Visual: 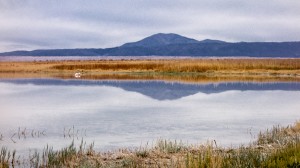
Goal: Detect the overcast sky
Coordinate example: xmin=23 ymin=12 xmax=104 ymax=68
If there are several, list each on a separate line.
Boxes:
xmin=0 ymin=0 xmax=300 ymax=52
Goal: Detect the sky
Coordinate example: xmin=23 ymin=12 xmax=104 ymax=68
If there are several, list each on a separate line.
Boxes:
xmin=0 ymin=0 xmax=300 ymax=52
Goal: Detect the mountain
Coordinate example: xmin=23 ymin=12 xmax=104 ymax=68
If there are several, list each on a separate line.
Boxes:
xmin=1 ymin=33 xmax=300 ymax=57
xmin=198 ymin=39 xmax=226 ymax=44
xmin=121 ymin=33 xmax=199 ymax=47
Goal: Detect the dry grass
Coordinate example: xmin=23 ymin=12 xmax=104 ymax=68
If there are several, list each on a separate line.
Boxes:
xmin=49 ymin=122 xmax=300 ymax=168
xmin=1 ymin=122 xmax=300 ymax=167
xmin=1 ymin=59 xmax=299 ymax=85
xmin=49 ymin=59 xmax=300 ymax=72
xmin=1 ymin=59 xmax=300 ymax=75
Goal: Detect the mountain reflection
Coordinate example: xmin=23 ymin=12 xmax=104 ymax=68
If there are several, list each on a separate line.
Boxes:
xmin=1 ymin=79 xmax=300 ymax=100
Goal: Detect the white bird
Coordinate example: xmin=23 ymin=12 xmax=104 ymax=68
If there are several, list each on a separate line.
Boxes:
xmin=74 ymin=72 xmax=81 ymax=78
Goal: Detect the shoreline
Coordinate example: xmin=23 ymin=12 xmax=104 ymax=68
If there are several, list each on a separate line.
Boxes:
xmin=1 ymin=72 xmax=300 ymax=85
xmin=1 ymin=121 xmax=299 ymax=167
xmin=0 ymin=58 xmax=300 ymax=82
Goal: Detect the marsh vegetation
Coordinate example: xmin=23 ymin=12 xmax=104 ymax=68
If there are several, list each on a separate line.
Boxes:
xmin=1 ymin=58 xmax=300 ymax=76
xmin=1 ymin=122 xmax=300 ymax=167
xmin=51 ymin=59 xmax=300 ymax=72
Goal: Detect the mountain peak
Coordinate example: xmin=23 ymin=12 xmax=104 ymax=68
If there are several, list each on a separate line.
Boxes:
xmin=199 ymin=39 xmax=226 ymax=44
xmin=121 ymin=33 xmax=199 ymax=47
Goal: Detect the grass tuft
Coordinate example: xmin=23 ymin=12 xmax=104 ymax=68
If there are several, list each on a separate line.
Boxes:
xmin=156 ymin=139 xmax=185 ymax=154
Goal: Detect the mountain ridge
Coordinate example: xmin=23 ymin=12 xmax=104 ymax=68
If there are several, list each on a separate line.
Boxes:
xmin=1 ymin=33 xmax=300 ymax=57
xmin=121 ymin=33 xmax=200 ymax=47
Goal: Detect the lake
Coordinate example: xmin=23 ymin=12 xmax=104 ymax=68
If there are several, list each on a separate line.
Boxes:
xmin=0 ymin=78 xmax=300 ymax=155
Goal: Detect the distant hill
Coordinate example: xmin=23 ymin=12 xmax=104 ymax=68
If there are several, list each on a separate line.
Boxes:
xmin=198 ymin=39 xmax=226 ymax=44
xmin=121 ymin=33 xmax=199 ymax=47
xmin=1 ymin=33 xmax=300 ymax=57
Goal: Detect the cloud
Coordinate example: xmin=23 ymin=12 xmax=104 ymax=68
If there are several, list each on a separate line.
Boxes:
xmin=0 ymin=0 xmax=300 ymax=52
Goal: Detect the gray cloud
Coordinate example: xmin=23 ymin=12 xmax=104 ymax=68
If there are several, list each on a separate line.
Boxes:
xmin=0 ymin=0 xmax=300 ymax=52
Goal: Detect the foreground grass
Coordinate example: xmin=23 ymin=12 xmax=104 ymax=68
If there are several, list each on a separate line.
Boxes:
xmin=1 ymin=122 xmax=300 ymax=168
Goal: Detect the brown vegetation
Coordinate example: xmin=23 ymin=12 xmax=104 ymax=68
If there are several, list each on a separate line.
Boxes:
xmin=46 ymin=59 xmax=300 ymax=74
xmin=1 ymin=58 xmax=299 ymax=84
xmin=1 ymin=58 xmax=300 ymax=74
xmin=1 ymin=122 xmax=300 ymax=167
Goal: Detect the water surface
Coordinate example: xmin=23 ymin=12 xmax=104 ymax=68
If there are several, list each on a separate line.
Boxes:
xmin=0 ymin=78 xmax=300 ymax=154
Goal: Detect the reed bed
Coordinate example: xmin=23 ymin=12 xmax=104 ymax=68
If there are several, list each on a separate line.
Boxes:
xmin=1 ymin=122 xmax=300 ymax=167
xmin=50 ymin=59 xmax=300 ymax=73
xmin=1 ymin=59 xmax=300 ymax=76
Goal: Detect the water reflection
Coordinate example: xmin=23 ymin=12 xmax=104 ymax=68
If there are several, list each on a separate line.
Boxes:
xmin=0 ymin=78 xmax=300 ymax=154
xmin=1 ymin=78 xmax=300 ymax=100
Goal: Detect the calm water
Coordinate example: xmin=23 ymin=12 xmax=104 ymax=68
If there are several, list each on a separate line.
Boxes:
xmin=0 ymin=78 xmax=300 ymax=154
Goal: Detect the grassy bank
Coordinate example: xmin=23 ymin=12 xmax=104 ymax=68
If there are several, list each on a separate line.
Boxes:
xmin=1 ymin=58 xmax=300 ymax=76
xmin=1 ymin=58 xmax=299 ymax=84
xmin=1 ymin=122 xmax=300 ymax=167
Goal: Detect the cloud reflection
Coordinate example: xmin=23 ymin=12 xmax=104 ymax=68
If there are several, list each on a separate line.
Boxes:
xmin=0 ymin=81 xmax=299 ymax=151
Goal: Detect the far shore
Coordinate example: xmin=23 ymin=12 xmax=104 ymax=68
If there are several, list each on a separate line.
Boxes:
xmin=0 ymin=58 xmax=299 ymax=83
xmin=1 ymin=56 xmax=299 ymax=62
